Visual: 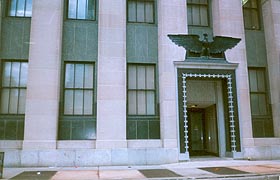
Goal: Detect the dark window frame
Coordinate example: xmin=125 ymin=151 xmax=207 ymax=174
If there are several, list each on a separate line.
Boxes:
xmin=0 ymin=60 xmax=28 ymax=115
xmin=127 ymin=63 xmax=158 ymax=116
xmin=187 ymin=0 xmax=210 ymax=27
xmin=243 ymin=0 xmax=261 ymax=30
xmin=6 ymin=0 xmax=32 ymax=18
xmin=126 ymin=63 xmax=160 ymax=140
xmin=248 ymin=67 xmax=271 ymax=117
xmin=66 ymin=0 xmax=97 ymax=21
xmin=62 ymin=61 xmax=95 ymax=116
xmin=248 ymin=67 xmax=274 ymax=137
xmin=127 ymin=0 xmax=155 ymax=24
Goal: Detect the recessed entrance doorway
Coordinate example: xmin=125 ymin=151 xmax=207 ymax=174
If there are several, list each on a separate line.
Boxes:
xmin=176 ymin=65 xmax=241 ymax=161
xmin=178 ymin=77 xmax=230 ymax=160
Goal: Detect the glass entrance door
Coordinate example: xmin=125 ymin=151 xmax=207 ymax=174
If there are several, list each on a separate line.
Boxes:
xmin=188 ymin=109 xmax=206 ymax=156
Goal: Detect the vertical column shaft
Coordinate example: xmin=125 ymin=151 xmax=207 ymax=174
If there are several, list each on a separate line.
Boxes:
xmin=96 ymin=0 xmax=127 ymax=148
xmin=262 ymin=0 xmax=280 ymax=136
xmin=158 ymin=0 xmax=187 ymax=148
xmin=23 ymin=0 xmax=63 ymax=149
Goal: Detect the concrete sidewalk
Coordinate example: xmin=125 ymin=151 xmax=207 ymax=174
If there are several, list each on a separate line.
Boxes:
xmin=2 ymin=158 xmax=280 ymax=179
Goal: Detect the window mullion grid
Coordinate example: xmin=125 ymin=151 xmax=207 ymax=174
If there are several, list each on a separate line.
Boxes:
xmin=16 ymin=62 xmax=22 ymax=114
xmin=7 ymin=62 xmax=13 ymax=114
xmin=135 ymin=1 xmax=138 ymax=23
xmin=76 ymin=0 xmax=79 ymax=19
xmin=190 ymin=6 xmax=193 ymax=25
xmin=72 ymin=64 xmax=76 ymax=115
xmin=144 ymin=0 xmax=146 ymax=23
xmin=24 ymin=0 xmax=27 ymax=17
xmin=136 ymin=65 xmax=139 ymax=115
xmin=82 ymin=64 xmax=85 ymax=115
xmin=85 ymin=0 xmax=89 ymax=19
xmin=198 ymin=3 xmax=201 ymax=25
xmin=16 ymin=0 xmax=19 ymax=17
xmin=145 ymin=66 xmax=148 ymax=115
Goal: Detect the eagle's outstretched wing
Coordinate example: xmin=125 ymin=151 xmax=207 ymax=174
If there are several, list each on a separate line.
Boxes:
xmin=210 ymin=36 xmax=241 ymax=54
xmin=168 ymin=34 xmax=202 ymax=53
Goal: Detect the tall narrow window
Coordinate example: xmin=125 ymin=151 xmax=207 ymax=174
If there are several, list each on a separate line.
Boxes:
xmin=127 ymin=64 xmax=160 ymax=139
xmin=67 ymin=0 xmax=96 ymax=20
xmin=248 ymin=68 xmax=273 ymax=137
xmin=63 ymin=63 xmax=94 ymax=115
xmin=128 ymin=64 xmax=156 ymax=115
xmin=127 ymin=0 xmax=155 ymax=23
xmin=1 ymin=61 xmax=28 ymax=114
xmin=187 ymin=0 xmax=209 ymax=26
xmin=59 ymin=62 xmax=96 ymax=140
xmin=8 ymin=0 xmax=32 ymax=17
xmin=243 ymin=0 xmax=260 ymax=30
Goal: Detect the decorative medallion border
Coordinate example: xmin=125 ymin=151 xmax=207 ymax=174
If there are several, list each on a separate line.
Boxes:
xmin=182 ymin=73 xmax=236 ymax=153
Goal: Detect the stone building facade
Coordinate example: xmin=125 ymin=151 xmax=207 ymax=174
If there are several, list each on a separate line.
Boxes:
xmin=0 ymin=0 xmax=279 ymax=167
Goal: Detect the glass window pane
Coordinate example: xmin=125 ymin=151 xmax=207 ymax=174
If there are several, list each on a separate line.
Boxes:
xmin=84 ymin=64 xmax=94 ymax=88
xmin=250 ymin=94 xmax=259 ymax=115
xmin=9 ymin=89 xmax=19 ymax=114
xmin=187 ymin=7 xmax=193 ymax=25
xmin=1 ymin=89 xmax=10 ymax=114
xmin=146 ymin=66 xmax=154 ymax=89
xmin=65 ymin=64 xmax=75 ymax=88
xmin=74 ymin=64 xmax=84 ymax=88
xmin=87 ymin=0 xmax=95 ymax=20
xmin=77 ymin=0 xmax=87 ymax=19
xmin=2 ymin=62 xmax=11 ymax=87
xmin=249 ymin=69 xmax=257 ymax=92
xmin=146 ymin=91 xmax=155 ymax=115
xmin=137 ymin=66 xmax=146 ymax=89
xmin=251 ymin=0 xmax=258 ymax=8
xmin=243 ymin=10 xmax=252 ymax=29
xmin=192 ymin=0 xmax=200 ymax=4
xmin=74 ymin=90 xmax=83 ymax=114
xmin=19 ymin=62 xmax=28 ymax=87
xmin=18 ymin=89 xmax=26 ymax=114
xmin=200 ymin=6 xmax=208 ymax=26
xmin=11 ymin=62 xmax=20 ymax=87
xmin=68 ymin=0 xmax=77 ymax=19
xmin=259 ymin=94 xmax=268 ymax=115
xmin=199 ymin=0 xmax=208 ymax=4
xmin=257 ymin=70 xmax=265 ymax=92
xmin=16 ymin=0 xmax=25 ymax=17
xmin=84 ymin=90 xmax=93 ymax=115
xmin=137 ymin=91 xmax=146 ymax=115
xmin=136 ymin=1 xmax=145 ymax=22
xmin=192 ymin=6 xmax=200 ymax=25
xmin=9 ymin=0 xmax=17 ymax=16
xmin=128 ymin=1 xmax=136 ymax=22
xmin=128 ymin=65 xmax=137 ymax=89
xmin=251 ymin=10 xmax=259 ymax=29
xmin=128 ymin=91 xmax=137 ymax=114
xmin=25 ymin=0 xmax=33 ymax=17
xmin=64 ymin=90 xmax=74 ymax=114
xmin=145 ymin=2 xmax=154 ymax=23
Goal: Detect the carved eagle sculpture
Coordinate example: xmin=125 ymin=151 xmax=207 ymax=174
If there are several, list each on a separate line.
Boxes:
xmin=168 ymin=33 xmax=241 ymax=59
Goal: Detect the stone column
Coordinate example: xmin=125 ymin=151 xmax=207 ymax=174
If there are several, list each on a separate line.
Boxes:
xmin=158 ymin=1 xmax=186 ymax=148
xmin=262 ymin=0 xmax=280 ymax=137
xmin=23 ymin=0 xmax=63 ymax=149
xmin=96 ymin=0 xmax=127 ymax=148
xmin=212 ymin=1 xmax=253 ymax=146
